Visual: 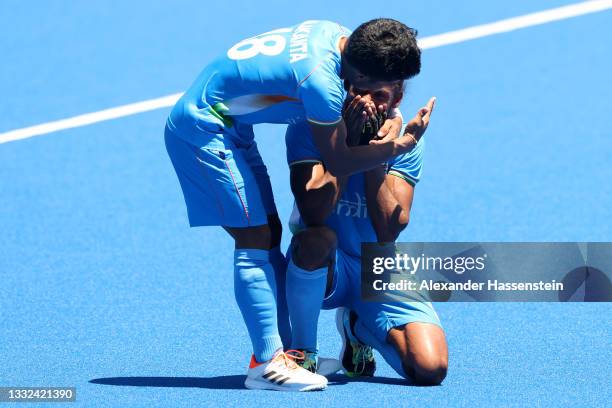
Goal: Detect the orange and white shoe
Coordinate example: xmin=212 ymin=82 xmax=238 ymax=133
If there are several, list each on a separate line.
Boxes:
xmin=244 ymin=350 xmax=328 ymax=392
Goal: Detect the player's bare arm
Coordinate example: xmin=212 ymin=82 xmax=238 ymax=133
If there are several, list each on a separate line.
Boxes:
xmin=364 ymin=97 xmax=436 ymax=242
xmin=308 ymin=96 xmax=435 ymax=177
xmin=308 ymin=120 xmax=409 ymax=177
xmin=290 ymin=94 xmax=400 ymax=226
xmin=364 ymin=165 xmax=414 ymax=243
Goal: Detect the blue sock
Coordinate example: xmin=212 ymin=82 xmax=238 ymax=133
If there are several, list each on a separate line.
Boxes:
xmin=286 ymin=259 xmax=327 ymax=352
xmin=234 ymin=249 xmax=283 ymax=362
xmin=354 ymin=318 xmax=408 ymax=378
xmin=269 ymin=246 xmax=292 ymax=349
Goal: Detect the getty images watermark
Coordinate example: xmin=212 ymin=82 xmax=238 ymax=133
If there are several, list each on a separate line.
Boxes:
xmin=370 ymin=252 xmax=563 ymax=292
xmin=361 ymin=243 xmax=612 ymax=302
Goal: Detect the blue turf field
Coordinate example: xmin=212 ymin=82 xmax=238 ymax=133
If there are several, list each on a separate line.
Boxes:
xmin=1 ymin=1 xmax=611 ymax=406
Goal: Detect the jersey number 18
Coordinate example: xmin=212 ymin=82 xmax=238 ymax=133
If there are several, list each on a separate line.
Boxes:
xmin=227 ymin=28 xmax=292 ymax=60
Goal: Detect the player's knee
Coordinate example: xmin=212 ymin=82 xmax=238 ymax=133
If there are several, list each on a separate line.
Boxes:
xmin=252 ymin=224 xmax=273 ymax=247
xmin=267 ymin=214 xmax=283 ymax=247
xmin=296 ymin=193 xmax=336 ymax=226
xmin=231 ymin=224 xmax=273 ymax=250
xmin=404 ymin=354 xmax=448 ymax=386
xmin=291 ymin=226 xmax=337 ymax=271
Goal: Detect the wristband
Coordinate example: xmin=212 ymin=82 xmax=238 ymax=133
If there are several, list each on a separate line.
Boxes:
xmin=404 ymin=132 xmax=418 ymax=146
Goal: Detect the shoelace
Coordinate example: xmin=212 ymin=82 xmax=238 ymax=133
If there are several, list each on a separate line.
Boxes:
xmin=300 ymin=351 xmax=318 ymax=371
xmin=279 ymin=349 xmax=305 ymax=371
xmin=351 ymin=342 xmax=374 ymax=375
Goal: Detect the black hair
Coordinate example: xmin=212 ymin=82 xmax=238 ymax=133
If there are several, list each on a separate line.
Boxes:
xmin=345 ymin=18 xmax=421 ymax=81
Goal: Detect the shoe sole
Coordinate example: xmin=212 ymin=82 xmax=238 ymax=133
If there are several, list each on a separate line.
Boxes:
xmin=335 ymin=307 xmax=351 ymax=376
xmin=244 ymin=377 xmax=327 ymax=392
xmin=317 ymin=357 xmax=342 ymax=376
xmin=335 ymin=307 xmax=376 ymax=378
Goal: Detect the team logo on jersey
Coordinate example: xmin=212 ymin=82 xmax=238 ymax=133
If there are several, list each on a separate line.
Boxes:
xmin=336 ymin=192 xmax=368 ymax=218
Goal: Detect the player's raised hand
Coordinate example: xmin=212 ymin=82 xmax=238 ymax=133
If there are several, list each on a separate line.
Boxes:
xmin=405 ymin=96 xmax=435 ymax=141
xmin=395 ymin=97 xmax=436 ymax=153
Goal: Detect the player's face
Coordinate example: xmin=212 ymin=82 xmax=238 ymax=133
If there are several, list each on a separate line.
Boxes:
xmin=342 ymin=62 xmax=403 ymax=110
xmin=345 ymin=81 xmax=401 ymax=110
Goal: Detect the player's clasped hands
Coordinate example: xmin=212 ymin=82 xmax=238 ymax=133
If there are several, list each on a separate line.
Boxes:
xmin=342 ymin=94 xmax=377 ymax=146
xmin=361 ymin=97 xmax=436 ymax=152
xmin=344 ymin=94 xmax=437 ymax=155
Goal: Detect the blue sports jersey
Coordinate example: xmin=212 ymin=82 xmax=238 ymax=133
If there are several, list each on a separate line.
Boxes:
xmin=290 ymin=138 xmax=425 ymax=257
xmin=169 ymin=20 xmax=351 ymax=145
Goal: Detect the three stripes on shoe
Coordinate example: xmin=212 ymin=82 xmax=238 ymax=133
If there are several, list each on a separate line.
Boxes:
xmin=262 ymin=370 xmax=290 ymax=385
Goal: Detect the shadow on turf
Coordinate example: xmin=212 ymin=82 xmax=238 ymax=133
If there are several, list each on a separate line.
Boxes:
xmin=326 ymin=373 xmax=415 ymax=386
xmin=90 ymin=373 xmax=414 ymax=390
xmin=89 ymin=375 xmax=247 ymax=390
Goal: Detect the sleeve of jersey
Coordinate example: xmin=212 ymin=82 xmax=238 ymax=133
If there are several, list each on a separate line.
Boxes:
xmin=299 ymin=65 xmax=344 ymax=126
xmin=387 ymin=137 xmax=426 ymax=187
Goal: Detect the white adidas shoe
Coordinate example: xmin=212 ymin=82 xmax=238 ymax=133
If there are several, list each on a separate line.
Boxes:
xmin=244 ymin=350 xmax=328 ymax=392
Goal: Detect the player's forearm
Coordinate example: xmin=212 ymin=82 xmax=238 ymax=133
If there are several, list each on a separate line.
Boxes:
xmin=312 ymin=117 xmax=412 ymax=177
xmin=326 ymin=142 xmax=401 ymax=177
xmin=364 ymin=167 xmax=409 ymax=243
xmin=328 ymin=115 xmax=413 ymax=176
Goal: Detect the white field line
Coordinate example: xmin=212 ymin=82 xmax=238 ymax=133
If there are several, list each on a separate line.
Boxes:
xmin=0 ymin=93 xmax=184 ymax=144
xmin=1 ymin=0 xmax=611 ymax=144
xmin=417 ymin=0 xmax=612 ymax=49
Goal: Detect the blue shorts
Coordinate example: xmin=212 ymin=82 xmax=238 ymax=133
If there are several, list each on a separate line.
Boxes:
xmin=164 ymin=122 xmax=276 ymax=228
xmin=323 ymin=248 xmax=441 ymax=344
xmin=285 ymin=121 xmax=323 ymax=166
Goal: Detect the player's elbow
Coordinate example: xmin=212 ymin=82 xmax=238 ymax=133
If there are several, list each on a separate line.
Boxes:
xmin=398 ymin=208 xmax=410 ymax=229
xmin=325 ymin=161 xmax=350 ymax=178
xmin=389 ymin=223 xmax=408 ymax=243
xmin=374 ymin=207 xmax=410 ymax=243
xmin=390 ymin=209 xmax=410 ymax=240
